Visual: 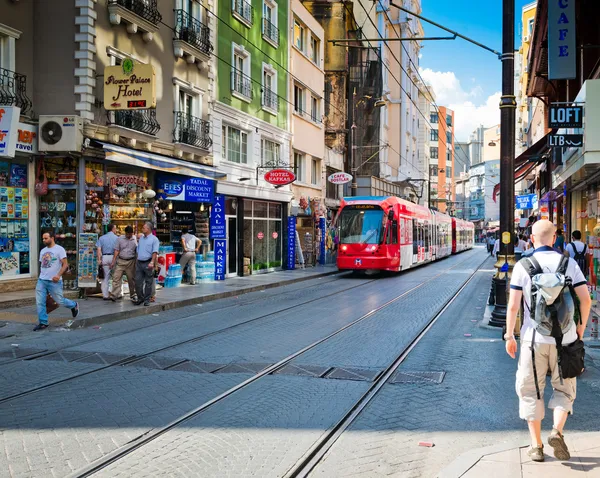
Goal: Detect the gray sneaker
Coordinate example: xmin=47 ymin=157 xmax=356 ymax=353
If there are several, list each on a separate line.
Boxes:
xmin=548 ymin=429 xmax=570 ymax=460
xmin=527 ymin=445 xmax=545 ymax=462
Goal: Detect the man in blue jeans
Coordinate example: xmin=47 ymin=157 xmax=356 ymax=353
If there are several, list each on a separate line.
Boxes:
xmin=35 ymin=231 xmax=79 ymax=331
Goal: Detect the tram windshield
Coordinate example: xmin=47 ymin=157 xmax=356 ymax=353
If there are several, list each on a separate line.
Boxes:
xmin=338 ymin=206 xmax=384 ymax=244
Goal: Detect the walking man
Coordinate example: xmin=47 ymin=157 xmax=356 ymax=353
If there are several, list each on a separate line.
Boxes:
xmin=96 ymin=224 xmax=118 ymax=300
xmin=35 ymin=231 xmax=79 ymax=331
xmin=110 ymin=225 xmax=137 ymax=302
xmin=505 ymin=220 xmax=591 ymax=462
xmin=135 ymin=222 xmax=159 ymax=306
xmin=179 ymin=227 xmax=200 ymax=285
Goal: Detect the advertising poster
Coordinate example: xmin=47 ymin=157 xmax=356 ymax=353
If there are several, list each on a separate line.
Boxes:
xmin=0 ymin=162 xmax=9 ymax=186
xmin=0 ymin=252 xmax=20 ymax=277
xmin=77 ymin=233 xmax=98 ymax=288
xmin=9 ymin=164 xmax=27 ymax=187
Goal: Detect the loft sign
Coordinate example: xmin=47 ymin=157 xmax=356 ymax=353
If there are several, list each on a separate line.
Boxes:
xmin=548 ymin=0 xmax=577 ymax=80
xmin=549 ymin=105 xmax=583 ymax=128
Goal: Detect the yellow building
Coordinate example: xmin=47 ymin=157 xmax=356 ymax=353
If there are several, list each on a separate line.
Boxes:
xmin=517 ymin=2 xmax=537 ymax=154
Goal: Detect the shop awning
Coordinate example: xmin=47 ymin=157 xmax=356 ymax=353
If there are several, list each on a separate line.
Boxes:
xmin=93 ymin=141 xmax=227 ymax=180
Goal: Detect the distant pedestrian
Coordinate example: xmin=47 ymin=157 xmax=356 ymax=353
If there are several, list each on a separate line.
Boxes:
xmin=179 ymin=227 xmax=200 ymax=285
xmin=134 ymin=222 xmax=159 ymax=306
xmin=492 ymin=237 xmax=500 ymax=257
xmin=505 ymin=220 xmax=591 ymax=463
xmin=35 ymin=231 xmax=79 ymax=331
xmin=554 ymin=228 xmax=565 ymax=253
xmin=565 ymin=230 xmax=589 ymax=278
xmin=518 ymin=234 xmax=528 ymax=251
xmin=487 ymin=235 xmax=495 ymax=255
xmin=110 ymin=225 xmax=137 ymax=302
xmin=96 ymin=224 xmax=118 ymax=300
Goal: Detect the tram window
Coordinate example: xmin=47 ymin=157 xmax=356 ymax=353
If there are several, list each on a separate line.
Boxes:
xmin=424 ymin=224 xmax=429 ymax=251
xmin=385 ymin=222 xmax=392 ymax=244
xmin=413 ymin=221 xmax=418 ymax=254
xmin=392 ymin=220 xmax=398 ymax=244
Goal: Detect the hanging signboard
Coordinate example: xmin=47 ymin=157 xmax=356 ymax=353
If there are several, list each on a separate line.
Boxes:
xmin=286 ymin=216 xmax=296 ymax=270
xmin=549 ymin=105 xmax=583 ymax=128
xmin=264 ymin=169 xmax=295 ymax=186
xmin=104 ymin=59 xmax=157 ymax=110
xmin=77 ymin=233 xmax=98 ymax=288
xmin=209 ymin=194 xmax=226 ymax=239
xmin=0 ymin=106 xmax=21 ymax=158
xmin=214 ymin=239 xmax=226 ymax=280
xmin=516 ymin=193 xmax=538 ymax=210
xmin=328 ymin=172 xmax=353 ymax=184
xmin=548 ymin=134 xmax=583 ymax=148
xmin=548 ymin=0 xmax=576 ymax=80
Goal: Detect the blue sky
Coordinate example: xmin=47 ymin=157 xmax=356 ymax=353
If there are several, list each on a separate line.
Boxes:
xmin=418 ymin=0 xmax=533 ymax=139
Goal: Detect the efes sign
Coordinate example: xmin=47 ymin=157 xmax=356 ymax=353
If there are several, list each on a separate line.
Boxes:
xmin=104 ymin=58 xmax=156 ymax=110
xmin=548 ymin=0 xmax=577 ymax=80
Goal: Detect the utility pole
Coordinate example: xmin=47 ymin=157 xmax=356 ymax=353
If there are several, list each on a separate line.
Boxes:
xmin=490 ymin=0 xmax=516 ymax=327
xmin=350 ymin=89 xmax=357 ymax=196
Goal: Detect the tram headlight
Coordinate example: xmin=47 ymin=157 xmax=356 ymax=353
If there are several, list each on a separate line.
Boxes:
xmin=341 ymin=245 xmax=348 ymax=252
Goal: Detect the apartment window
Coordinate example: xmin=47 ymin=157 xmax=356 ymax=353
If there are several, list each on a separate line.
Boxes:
xmin=262 ymin=0 xmax=278 ymax=46
xmin=446 ymin=115 xmax=452 ymax=127
xmin=310 ymin=95 xmax=319 ymax=122
xmin=232 ymin=44 xmax=251 ymax=99
xmin=261 ymin=139 xmax=281 ymax=165
xmin=430 ymin=112 xmax=438 ymax=124
xmin=446 ymin=131 xmax=452 ymax=144
xmin=294 ymin=152 xmax=304 ymax=182
xmin=294 ymin=84 xmax=304 ymax=114
xmin=311 ymin=158 xmax=319 ymax=185
xmin=262 ymin=64 xmax=278 ymax=112
xmin=528 ymin=18 xmax=534 ymax=35
xmin=222 ymin=125 xmax=248 ymax=164
xmin=430 ymin=130 xmax=438 ymax=141
xmin=232 ymin=0 xmax=253 ymax=25
xmin=430 ymin=165 xmax=438 ymax=176
xmin=430 ymin=147 xmax=438 ymax=159
xmin=446 ymin=166 xmax=452 ymax=178
xmin=294 ymin=20 xmax=305 ymax=51
xmin=310 ymin=36 xmax=319 ymax=64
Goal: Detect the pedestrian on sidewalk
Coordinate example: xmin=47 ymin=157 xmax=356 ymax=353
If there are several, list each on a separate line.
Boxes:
xmin=96 ymin=224 xmax=118 ymax=300
xmin=35 ymin=231 xmax=79 ymax=331
xmin=134 ymin=222 xmax=159 ymax=306
xmin=179 ymin=227 xmax=200 ymax=285
xmin=505 ymin=219 xmax=591 ymax=463
xmin=110 ymin=225 xmax=137 ymax=302
xmin=554 ymin=228 xmax=565 ymax=253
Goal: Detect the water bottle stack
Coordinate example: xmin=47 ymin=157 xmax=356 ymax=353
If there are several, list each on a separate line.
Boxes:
xmin=164 ymin=263 xmax=182 ymax=288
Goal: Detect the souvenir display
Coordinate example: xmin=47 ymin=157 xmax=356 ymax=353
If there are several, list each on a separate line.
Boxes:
xmin=77 ymin=233 xmax=98 ymax=288
xmin=0 ymin=252 xmax=20 ymax=277
xmin=107 ymin=173 xmax=153 ymax=235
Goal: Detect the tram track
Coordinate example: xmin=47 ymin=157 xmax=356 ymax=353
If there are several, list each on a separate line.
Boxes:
xmin=64 ymin=250 xmax=487 ymax=478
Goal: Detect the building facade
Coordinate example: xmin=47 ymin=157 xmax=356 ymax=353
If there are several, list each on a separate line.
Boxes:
xmin=429 ymin=106 xmax=454 ymax=213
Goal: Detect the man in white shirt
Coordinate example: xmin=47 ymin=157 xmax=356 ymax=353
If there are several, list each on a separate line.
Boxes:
xmin=506 ymin=220 xmax=591 ymax=463
xmin=179 ymin=227 xmax=200 ymax=285
xmin=35 ymin=231 xmax=79 ymax=331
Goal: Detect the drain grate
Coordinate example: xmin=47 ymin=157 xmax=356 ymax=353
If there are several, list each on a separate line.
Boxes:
xmin=0 ymin=348 xmax=47 ymax=359
xmin=389 ymin=371 xmax=446 ymax=384
xmin=35 ymin=351 xmax=94 ymax=363
xmin=274 ymin=364 xmax=332 ymax=378
xmin=325 ymin=367 xmax=382 ymax=382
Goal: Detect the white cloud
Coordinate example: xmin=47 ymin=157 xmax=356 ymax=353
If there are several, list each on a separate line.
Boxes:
xmin=419 ymin=68 xmax=500 ymax=141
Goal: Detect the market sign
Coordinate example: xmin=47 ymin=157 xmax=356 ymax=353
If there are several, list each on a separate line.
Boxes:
xmin=548 ymin=0 xmax=576 ymax=80
xmin=516 ymin=193 xmax=538 ymax=210
xmin=209 ymin=194 xmax=226 ymax=239
xmin=548 ymin=133 xmax=583 ymax=148
xmin=328 ymin=172 xmax=352 ymax=184
xmin=0 ymin=106 xmax=20 ymax=158
xmin=214 ymin=239 xmax=226 ymax=281
xmin=286 ymin=216 xmax=296 ymax=270
xmin=264 ymin=169 xmax=295 ymax=186
xmin=104 ymin=59 xmax=157 ymax=110
xmin=549 ymin=105 xmax=583 ymax=128
xmin=157 ymin=174 xmax=215 ymax=203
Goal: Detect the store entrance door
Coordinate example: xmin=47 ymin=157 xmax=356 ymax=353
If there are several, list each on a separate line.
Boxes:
xmin=226 ymin=216 xmax=237 ymax=276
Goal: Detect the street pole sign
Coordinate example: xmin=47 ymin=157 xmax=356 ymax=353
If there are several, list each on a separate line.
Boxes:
xmin=548 ymin=134 xmax=583 ymax=147
xmin=502 ymin=231 xmax=511 ymax=245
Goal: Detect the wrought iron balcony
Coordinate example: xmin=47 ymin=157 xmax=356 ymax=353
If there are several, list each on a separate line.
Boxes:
xmin=108 ymin=109 xmax=161 ymax=136
xmin=231 ymin=70 xmax=252 ymax=99
xmin=261 ymin=88 xmax=278 ymax=112
xmin=173 ymin=112 xmax=212 ymax=151
xmin=232 ymin=0 xmax=253 ymax=25
xmin=262 ymin=18 xmax=279 ymax=46
xmin=108 ymin=0 xmax=161 ymax=26
xmin=174 ymin=9 xmax=212 ymax=56
xmin=0 ymin=67 xmax=32 ymax=115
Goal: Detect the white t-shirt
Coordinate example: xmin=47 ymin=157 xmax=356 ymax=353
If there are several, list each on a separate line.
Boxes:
xmin=518 ymin=239 xmax=527 ymax=251
xmin=510 ymin=246 xmax=586 ymax=345
xmin=565 ymin=240 xmax=587 ymax=259
xmin=181 ymin=233 xmax=198 ymax=252
xmin=39 ymin=245 xmax=67 ymax=281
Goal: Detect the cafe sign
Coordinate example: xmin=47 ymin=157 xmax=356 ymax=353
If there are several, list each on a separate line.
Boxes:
xmin=104 ymin=58 xmax=156 ymax=110
xmin=328 ymin=172 xmax=353 ymax=184
xmin=548 ymin=0 xmax=576 ymax=80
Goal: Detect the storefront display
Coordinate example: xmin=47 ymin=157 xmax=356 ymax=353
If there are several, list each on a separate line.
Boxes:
xmin=243 ymin=200 xmax=283 ymax=274
xmin=77 ymin=233 xmax=98 ymax=288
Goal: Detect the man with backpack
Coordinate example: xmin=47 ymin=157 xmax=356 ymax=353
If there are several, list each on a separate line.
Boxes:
xmin=505 ymin=220 xmax=591 ymax=463
xmin=565 ymin=230 xmax=589 ymax=278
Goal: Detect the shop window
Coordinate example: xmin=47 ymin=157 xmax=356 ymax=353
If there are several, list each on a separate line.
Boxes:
xmin=253 ymin=201 xmax=268 ymax=217
xmin=294 ymin=151 xmax=304 ymax=182
xmin=222 ymin=125 xmax=248 ymax=164
xmin=0 ymin=159 xmax=29 ymax=278
xmin=268 ymin=202 xmax=281 ymax=218
xmin=243 ymin=199 xmax=282 ymax=273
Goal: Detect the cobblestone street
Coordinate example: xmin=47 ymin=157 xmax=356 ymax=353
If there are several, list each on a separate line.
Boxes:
xmin=1 ymin=247 xmax=599 ymax=477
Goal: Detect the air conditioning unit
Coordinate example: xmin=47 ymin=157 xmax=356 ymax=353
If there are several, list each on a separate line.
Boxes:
xmin=38 ymin=115 xmax=84 ymax=152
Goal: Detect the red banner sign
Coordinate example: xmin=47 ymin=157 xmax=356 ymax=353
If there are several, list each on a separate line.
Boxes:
xmin=264 ymin=169 xmax=295 ymax=185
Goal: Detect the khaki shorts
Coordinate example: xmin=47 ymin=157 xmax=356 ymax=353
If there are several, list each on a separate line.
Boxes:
xmin=516 ymin=341 xmax=577 ymax=422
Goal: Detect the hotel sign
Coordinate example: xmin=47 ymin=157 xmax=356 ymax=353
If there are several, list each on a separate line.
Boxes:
xmin=548 ymin=0 xmax=577 ymax=80
xmin=104 ymin=59 xmax=156 ymax=110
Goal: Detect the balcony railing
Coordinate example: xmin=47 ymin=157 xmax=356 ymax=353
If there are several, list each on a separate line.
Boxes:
xmin=108 ymin=0 xmax=161 ymax=25
xmin=0 ymin=67 xmax=32 ymax=115
xmin=174 ymin=9 xmax=212 ymax=55
xmin=173 ymin=112 xmax=212 ymax=150
xmin=231 ymin=70 xmax=252 ymax=99
xmin=232 ymin=0 xmax=253 ymax=24
xmin=262 ymin=18 xmax=279 ymax=46
xmin=261 ymin=87 xmax=278 ymax=111
xmin=108 ymin=109 xmax=161 ymax=136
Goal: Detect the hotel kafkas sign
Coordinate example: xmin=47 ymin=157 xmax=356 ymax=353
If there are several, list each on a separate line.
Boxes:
xmin=104 ymin=59 xmax=156 ymax=110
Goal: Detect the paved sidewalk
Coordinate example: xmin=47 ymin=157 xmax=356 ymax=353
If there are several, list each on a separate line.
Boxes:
xmin=440 ymin=431 xmax=600 ymax=477
xmin=0 ymin=265 xmax=337 ymax=329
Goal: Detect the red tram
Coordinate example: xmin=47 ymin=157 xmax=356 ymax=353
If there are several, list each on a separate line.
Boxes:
xmin=335 ymin=196 xmax=474 ymax=272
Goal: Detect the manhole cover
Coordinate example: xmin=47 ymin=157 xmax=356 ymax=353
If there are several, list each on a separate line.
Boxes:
xmin=389 ymin=371 xmax=446 ymax=384
xmin=325 ymin=367 xmax=382 ymax=382
xmin=274 ymin=364 xmax=332 ymax=378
